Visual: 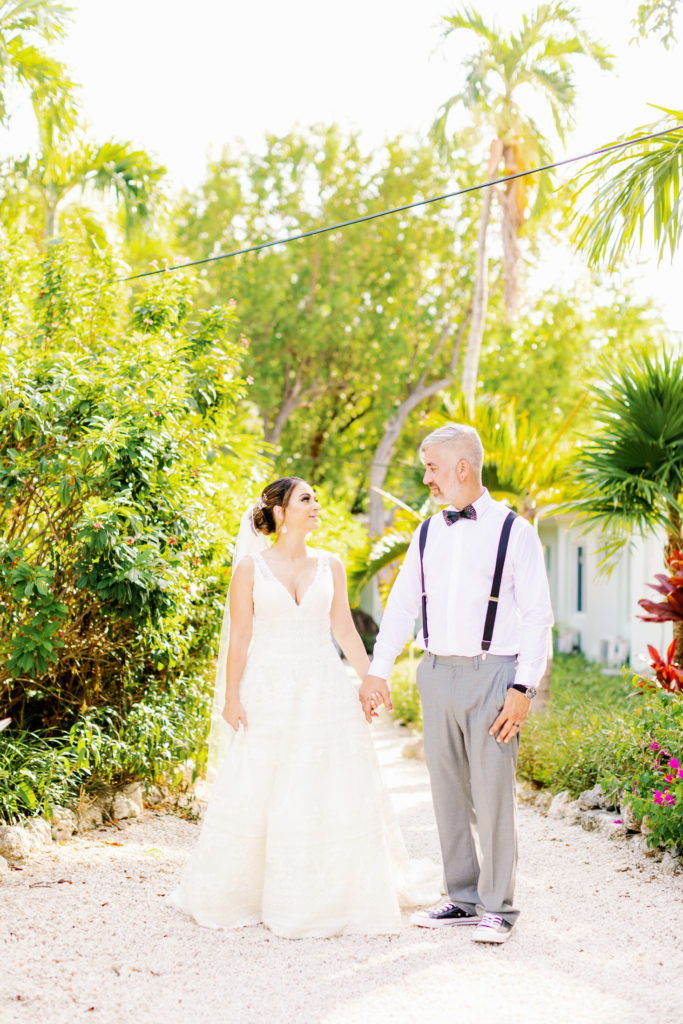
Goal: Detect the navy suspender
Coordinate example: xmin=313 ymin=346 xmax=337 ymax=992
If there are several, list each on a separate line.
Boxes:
xmin=418 ymin=518 xmax=431 ymax=649
xmin=481 ymin=510 xmax=517 ymax=651
xmin=418 ymin=510 xmax=518 ymax=653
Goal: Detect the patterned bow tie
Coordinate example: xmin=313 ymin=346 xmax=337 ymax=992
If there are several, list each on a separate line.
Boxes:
xmin=443 ymin=505 xmax=477 ymax=525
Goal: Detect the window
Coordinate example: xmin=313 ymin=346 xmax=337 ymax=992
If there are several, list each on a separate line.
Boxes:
xmin=576 ymin=545 xmax=585 ymax=612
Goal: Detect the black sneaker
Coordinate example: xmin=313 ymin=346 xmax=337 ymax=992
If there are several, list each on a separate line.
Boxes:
xmin=411 ymin=901 xmax=479 ymax=927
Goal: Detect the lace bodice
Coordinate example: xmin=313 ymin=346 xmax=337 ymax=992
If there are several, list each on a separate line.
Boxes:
xmin=250 ymin=550 xmax=334 ymax=655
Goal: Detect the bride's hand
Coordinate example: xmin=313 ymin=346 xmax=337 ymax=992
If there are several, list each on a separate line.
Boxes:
xmin=222 ymin=699 xmax=248 ymax=731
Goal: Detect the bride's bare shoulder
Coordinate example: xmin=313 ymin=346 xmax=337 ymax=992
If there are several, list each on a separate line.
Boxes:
xmin=230 ymin=555 xmax=256 ymax=586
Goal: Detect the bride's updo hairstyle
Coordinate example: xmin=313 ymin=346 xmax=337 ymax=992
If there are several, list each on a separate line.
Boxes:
xmin=252 ymin=477 xmax=306 ymax=536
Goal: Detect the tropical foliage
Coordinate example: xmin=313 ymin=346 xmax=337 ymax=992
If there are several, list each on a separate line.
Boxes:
xmin=573 ymin=110 xmax=683 ymax=267
xmin=436 ymin=2 xmax=612 ymax=408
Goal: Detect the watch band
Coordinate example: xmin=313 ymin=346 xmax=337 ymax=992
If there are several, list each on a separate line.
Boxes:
xmin=511 ymin=683 xmax=537 ymax=699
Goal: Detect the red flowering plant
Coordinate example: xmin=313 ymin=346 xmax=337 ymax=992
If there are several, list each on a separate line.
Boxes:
xmin=637 ymin=549 xmax=683 ymax=693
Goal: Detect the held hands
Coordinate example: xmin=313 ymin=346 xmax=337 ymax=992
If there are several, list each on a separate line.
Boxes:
xmin=222 ymin=698 xmax=248 ymax=731
xmin=489 ymin=688 xmax=530 ymax=744
xmin=359 ymin=674 xmax=393 ymax=724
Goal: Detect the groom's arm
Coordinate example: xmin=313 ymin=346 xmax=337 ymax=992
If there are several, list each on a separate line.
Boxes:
xmin=360 ymin=528 xmax=423 ymax=721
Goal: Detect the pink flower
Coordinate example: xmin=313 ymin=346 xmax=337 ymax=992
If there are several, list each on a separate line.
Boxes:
xmin=632 ymin=781 xmax=638 ymax=793
xmin=246 ymin=375 xmax=254 ymax=385
xmin=678 ymin=768 xmax=683 ymax=779
xmin=668 ymin=757 xmax=680 ymax=771
xmin=665 ymin=774 xmax=674 ymax=783
xmin=665 ymin=793 xmax=676 ymax=806
xmin=653 ymin=791 xmax=664 ymax=805
xmin=152 ymin=410 xmax=160 ymax=418
xmin=93 ymin=522 xmax=103 ymax=530
xmin=649 ymin=741 xmax=660 ymax=752
xmin=228 ymin=298 xmax=237 ymax=308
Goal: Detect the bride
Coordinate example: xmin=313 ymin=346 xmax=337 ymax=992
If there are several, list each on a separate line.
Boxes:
xmin=170 ymin=476 xmax=439 ymax=938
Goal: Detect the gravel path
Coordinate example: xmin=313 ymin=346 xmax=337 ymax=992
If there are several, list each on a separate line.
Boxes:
xmin=2 ymin=714 xmax=682 ymax=1024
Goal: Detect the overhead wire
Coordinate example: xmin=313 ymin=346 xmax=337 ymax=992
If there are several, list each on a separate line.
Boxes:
xmin=121 ymin=124 xmax=683 ymax=283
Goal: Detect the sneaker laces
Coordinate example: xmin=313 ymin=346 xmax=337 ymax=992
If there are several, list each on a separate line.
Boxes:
xmin=479 ymin=913 xmax=504 ymax=927
xmin=433 ymin=901 xmax=458 ymax=914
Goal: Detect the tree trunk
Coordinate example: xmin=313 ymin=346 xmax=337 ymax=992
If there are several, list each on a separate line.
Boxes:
xmin=461 ymin=139 xmax=502 ymax=416
xmin=367 ymin=317 xmax=468 ymax=536
xmin=499 ymin=143 xmax=523 ymax=322
xmin=674 ymin=620 xmax=683 ymax=669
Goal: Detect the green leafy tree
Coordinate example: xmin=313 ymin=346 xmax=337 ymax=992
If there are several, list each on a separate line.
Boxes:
xmin=175 ymin=126 xmax=478 ymax=531
xmin=478 ymin=284 xmax=664 ymax=429
xmin=435 ymin=2 xmax=612 ymax=410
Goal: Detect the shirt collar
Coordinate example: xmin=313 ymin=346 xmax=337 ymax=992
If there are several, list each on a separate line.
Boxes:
xmin=445 ymin=488 xmax=492 ymax=517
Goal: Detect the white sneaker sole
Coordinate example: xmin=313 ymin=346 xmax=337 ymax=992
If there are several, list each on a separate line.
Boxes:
xmin=472 ymin=927 xmax=512 ymax=944
xmin=411 ymin=913 xmax=480 ymax=928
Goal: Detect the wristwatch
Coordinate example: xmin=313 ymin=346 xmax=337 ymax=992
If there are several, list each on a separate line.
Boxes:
xmin=511 ymin=684 xmax=537 ymax=700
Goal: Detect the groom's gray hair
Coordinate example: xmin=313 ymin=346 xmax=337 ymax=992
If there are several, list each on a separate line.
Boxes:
xmin=419 ymin=423 xmax=484 ymax=477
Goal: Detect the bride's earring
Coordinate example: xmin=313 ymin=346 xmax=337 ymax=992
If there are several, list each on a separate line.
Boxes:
xmin=281 ymin=523 xmax=288 ymax=535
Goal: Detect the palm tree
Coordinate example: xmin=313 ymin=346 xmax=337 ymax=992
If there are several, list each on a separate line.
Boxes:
xmin=435 ymin=3 xmax=612 ymax=412
xmin=2 ymin=121 xmax=166 ymax=239
xmin=566 ymin=350 xmax=683 ymax=663
xmin=573 ymin=109 xmax=683 ymax=267
xmin=0 ymin=1 xmax=73 ymax=131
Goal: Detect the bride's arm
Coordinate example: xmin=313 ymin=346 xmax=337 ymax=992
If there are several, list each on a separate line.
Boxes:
xmin=329 ymin=554 xmax=370 ymax=682
xmin=222 ymin=557 xmax=254 ymax=729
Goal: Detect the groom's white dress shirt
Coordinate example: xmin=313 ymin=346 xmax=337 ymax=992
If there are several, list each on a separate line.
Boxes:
xmin=368 ymin=488 xmax=554 ymax=689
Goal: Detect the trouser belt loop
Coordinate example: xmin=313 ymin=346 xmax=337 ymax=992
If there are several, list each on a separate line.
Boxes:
xmin=473 ymin=655 xmax=479 ymax=671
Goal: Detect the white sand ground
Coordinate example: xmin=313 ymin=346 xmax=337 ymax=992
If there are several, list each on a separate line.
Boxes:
xmin=1 ymin=714 xmax=682 ymax=1024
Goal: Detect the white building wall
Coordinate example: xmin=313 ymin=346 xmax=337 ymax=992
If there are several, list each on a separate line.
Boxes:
xmin=538 ymin=516 xmax=672 ymax=667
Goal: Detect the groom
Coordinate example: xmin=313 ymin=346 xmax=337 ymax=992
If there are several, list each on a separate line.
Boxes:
xmin=360 ymin=423 xmax=553 ymax=944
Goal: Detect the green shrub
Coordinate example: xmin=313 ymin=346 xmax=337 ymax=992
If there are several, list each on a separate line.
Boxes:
xmin=518 ymin=655 xmax=639 ymax=796
xmin=0 ymin=241 xmax=258 ymax=734
xmin=389 ymin=650 xmax=422 ymax=729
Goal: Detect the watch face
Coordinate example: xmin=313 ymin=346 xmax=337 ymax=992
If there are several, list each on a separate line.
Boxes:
xmin=526 ymin=687 xmax=538 ymax=700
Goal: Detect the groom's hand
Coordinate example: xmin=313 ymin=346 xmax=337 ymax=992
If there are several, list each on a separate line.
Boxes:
xmin=359 ymin=675 xmax=392 ymax=724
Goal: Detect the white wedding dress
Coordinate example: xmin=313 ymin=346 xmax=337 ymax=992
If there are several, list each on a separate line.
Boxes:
xmin=170 ymin=550 xmax=440 ymax=938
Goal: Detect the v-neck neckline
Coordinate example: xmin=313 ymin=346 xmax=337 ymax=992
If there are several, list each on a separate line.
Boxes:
xmin=257 ymin=551 xmax=322 ymax=607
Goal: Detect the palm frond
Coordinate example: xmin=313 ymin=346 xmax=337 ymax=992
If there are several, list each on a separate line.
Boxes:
xmin=563 ymin=350 xmax=683 ymax=545
xmin=572 ymin=112 xmax=683 ymax=266
xmin=347 ymin=530 xmax=412 ymax=606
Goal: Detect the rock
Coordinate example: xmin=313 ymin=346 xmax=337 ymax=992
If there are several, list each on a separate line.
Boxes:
xmin=659 ymin=851 xmax=681 ymax=876
xmin=630 ymin=835 xmax=663 ymax=861
xmin=579 ymin=810 xmax=602 ymax=832
xmin=402 ymin=736 xmax=424 ymax=761
xmin=620 ymin=801 xmax=641 ymax=832
xmin=547 ymin=791 xmax=581 ymax=823
xmin=23 ymin=817 xmax=52 ymax=850
xmin=0 ymin=853 xmax=9 ymax=874
xmin=76 ymin=802 xmax=103 ymax=832
xmin=144 ymin=784 xmax=165 ymax=807
xmin=119 ymin=782 xmax=143 ymax=812
xmin=0 ymin=825 xmax=31 ymax=862
xmin=111 ymin=791 xmax=141 ymax=820
xmin=49 ymin=805 xmax=78 ymax=842
xmin=534 ymin=790 xmax=554 ymax=813
xmin=578 ymin=784 xmax=606 ymax=811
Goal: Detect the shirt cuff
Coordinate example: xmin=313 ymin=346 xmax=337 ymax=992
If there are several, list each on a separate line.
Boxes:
xmin=368 ymin=656 xmax=393 ymax=680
